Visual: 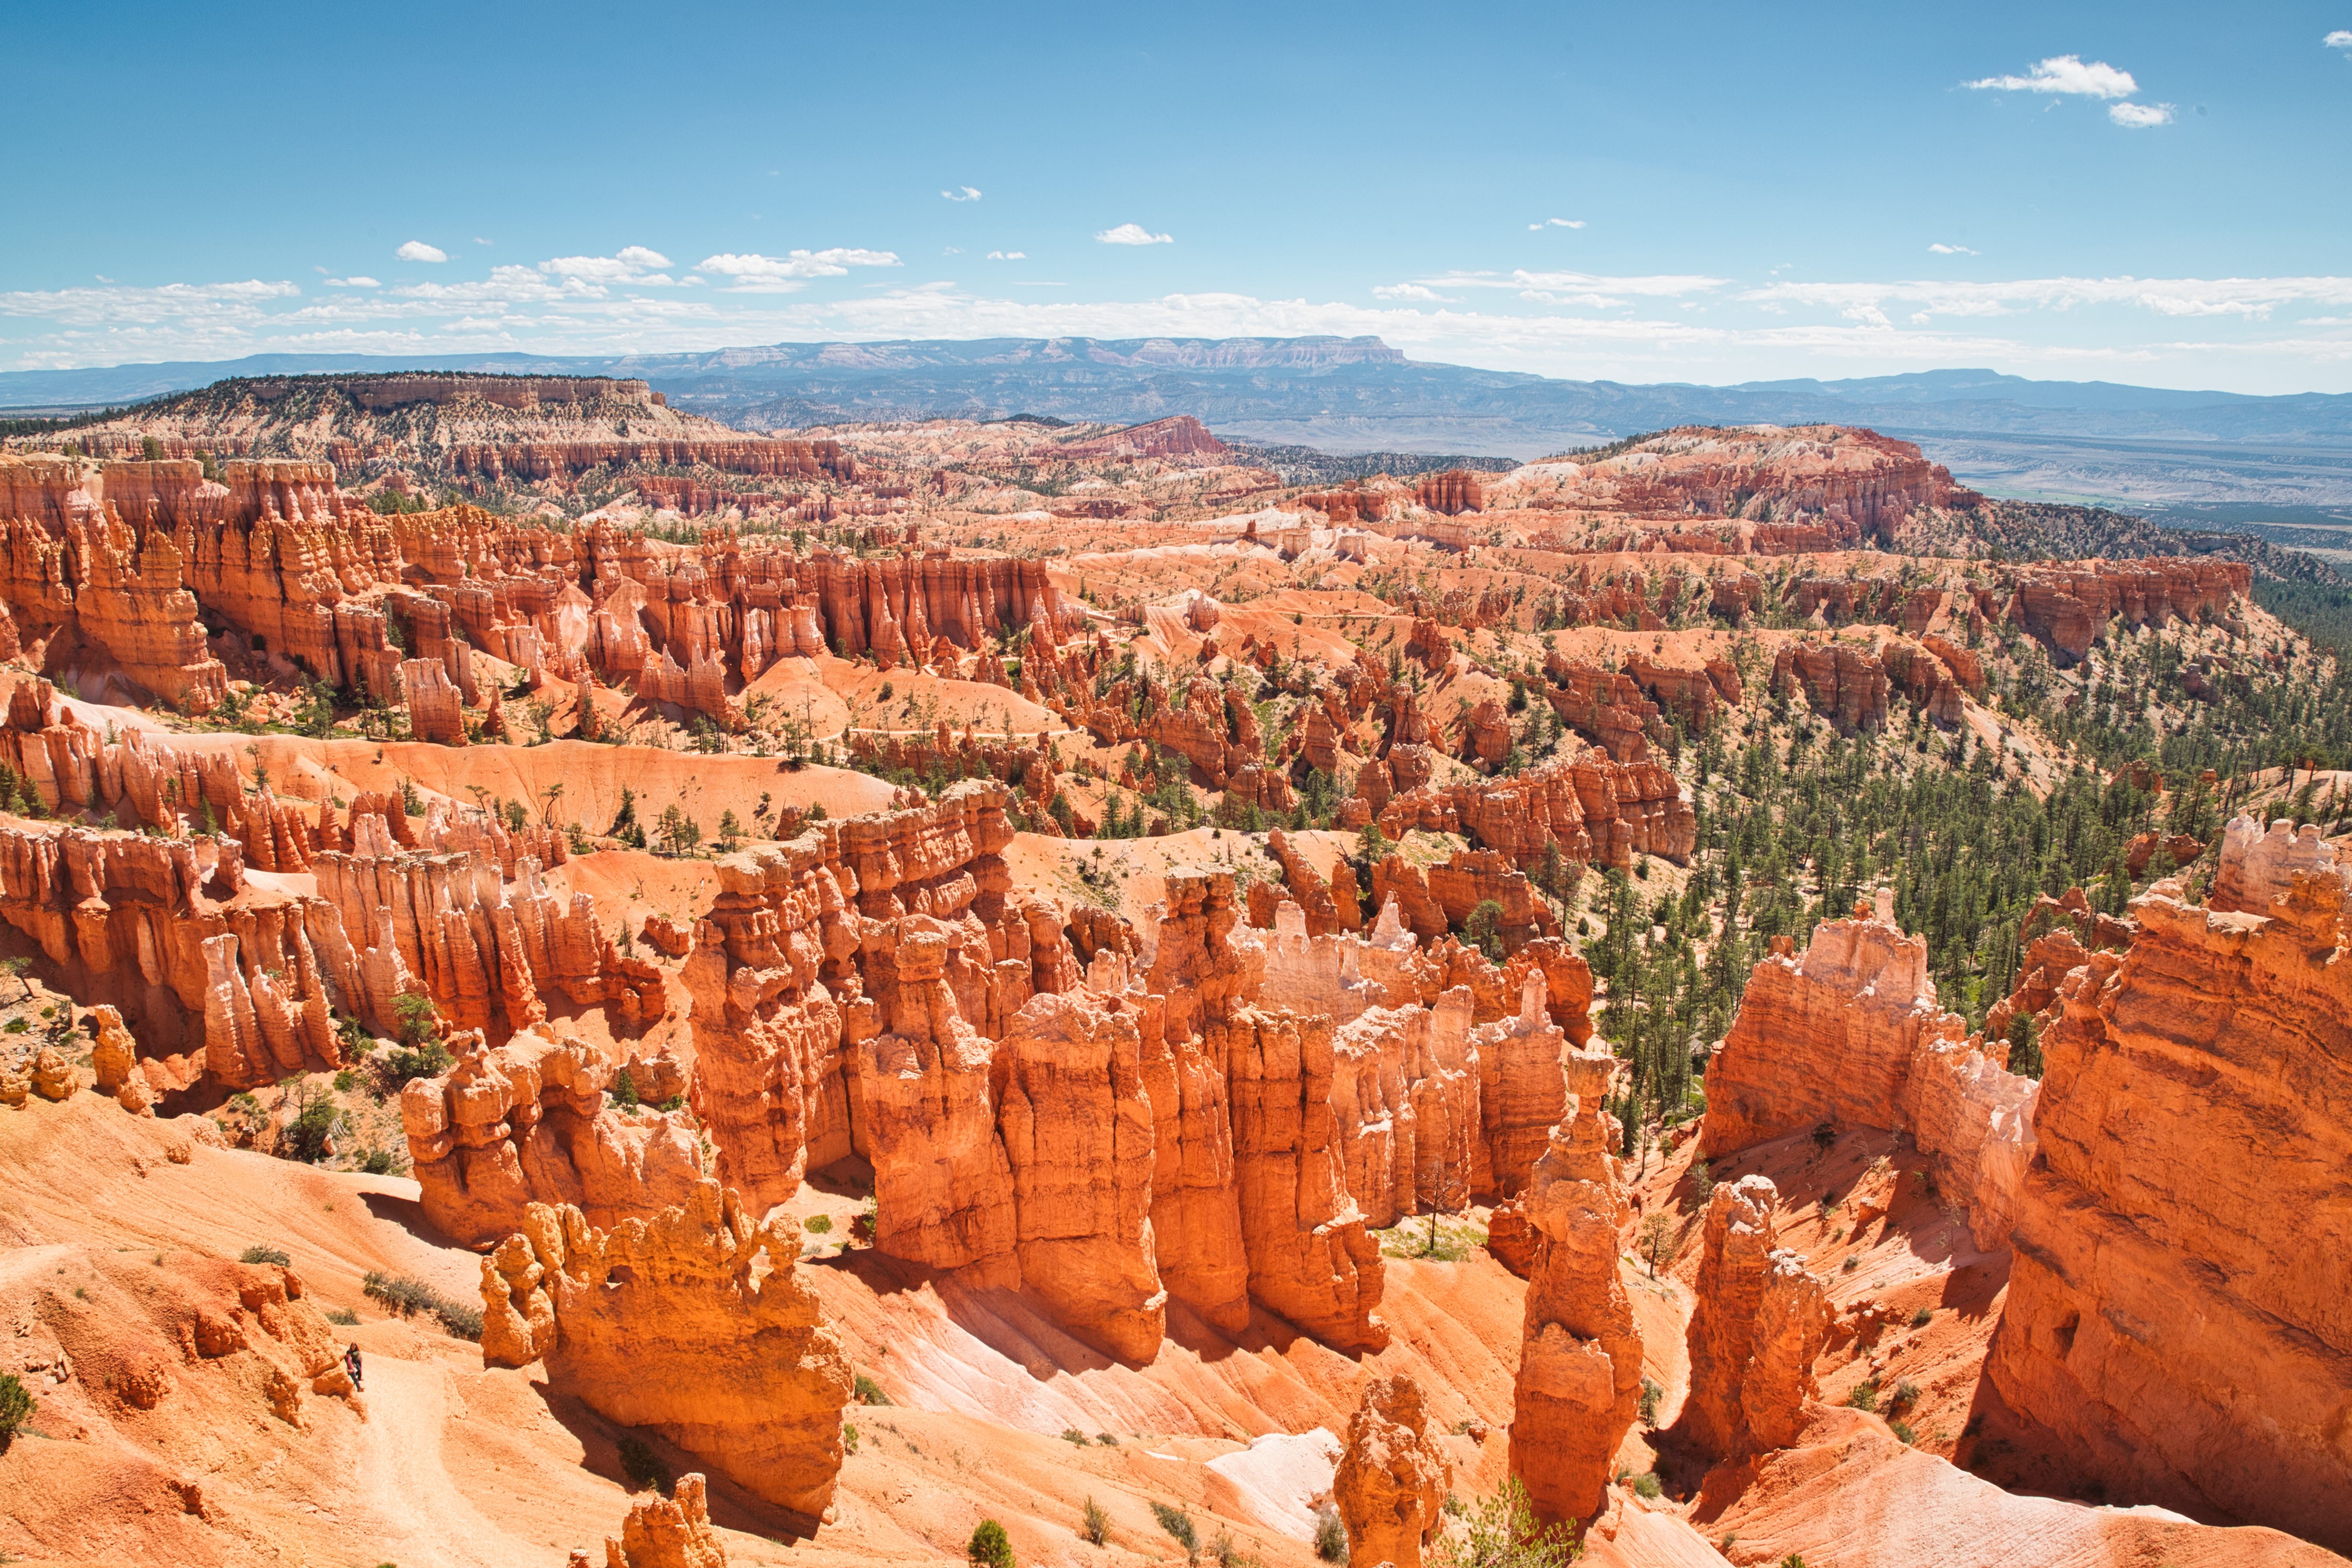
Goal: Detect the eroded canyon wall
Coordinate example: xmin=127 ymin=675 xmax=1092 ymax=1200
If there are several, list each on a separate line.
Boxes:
xmin=1984 ymin=834 xmax=2352 ymax=1551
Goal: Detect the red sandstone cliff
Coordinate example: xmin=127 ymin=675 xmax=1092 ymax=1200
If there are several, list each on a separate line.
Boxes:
xmin=1983 ymin=835 xmax=2352 ymax=1551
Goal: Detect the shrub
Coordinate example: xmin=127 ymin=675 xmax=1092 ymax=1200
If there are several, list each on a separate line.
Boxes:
xmin=326 ymin=1307 xmax=359 ymax=1326
xmin=1843 ymin=1377 xmax=1880 ymax=1414
xmin=1312 ymin=1504 xmax=1346 ymax=1562
xmin=842 ymin=1421 xmax=860 ymax=1456
xmin=240 ymin=1245 xmax=292 ymax=1267
xmin=1690 ymin=1156 xmax=1714 ymax=1204
xmin=1911 ymin=1305 xmax=1933 ymax=1328
xmin=1430 ymin=1477 xmax=1576 ymax=1568
xmin=281 ymin=1081 xmax=341 ymax=1163
xmin=1151 ymin=1501 xmax=1198 ymax=1552
xmin=804 ymin=1214 xmax=834 ymax=1234
xmin=333 ymin=1069 xmax=357 ymax=1093
xmin=853 ymin=1372 xmax=891 ymax=1406
xmin=1639 ymin=1375 xmax=1662 ymax=1427
xmin=1890 ymin=1419 xmax=1918 ymax=1446
xmin=1094 ymin=1432 xmax=1118 ymax=1445
xmin=1060 ymin=1426 xmax=1088 ymax=1445
xmin=611 ymin=1067 xmax=639 ymax=1111
xmin=362 ymin=1272 xmax=480 ymax=1340
xmin=1841 ymin=1255 xmax=1860 ymax=1272
xmin=1081 ymin=1494 xmax=1112 ymax=1546
xmin=356 ymin=1146 xmax=403 ymax=1176
xmin=968 ymin=1519 xmax=1016 ymax=1568
xmin=0 ymin=1371 xmax=34 ymax=1448
xmin=1811 ymin=1120 xmax=1837 ymax=1153
xmin=1889 ymin=1379 xmax=1921 ymax=1411
xmin=1629 ymin=1471 xmax=1663 ymax=1499
xmin=617 ymin=1434 xmax=673 ymax=1496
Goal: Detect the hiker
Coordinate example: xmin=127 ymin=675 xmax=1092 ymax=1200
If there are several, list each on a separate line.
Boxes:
xmin=345 ymin=1343 xmax=363 ymax=1392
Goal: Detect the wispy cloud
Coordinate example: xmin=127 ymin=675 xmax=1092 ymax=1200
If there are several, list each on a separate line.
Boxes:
xmin=941 ymin=186 xmax=982 ymax=202
xmin=1740 ymin=274 xmax=2352 ymax=320
xmin=1095 ymin=223 xmax=1172 ymax=246
xmin=1966 ymin=54 xmax=2138 ymax=97
xmin=1928 ymin=243 xmax=1979 ymax=255
xmin=986 ymin=250 xmax=1027 ymax=261
xmin=471 ymin=237 xmax=493 ymax=247
xmin=2109 ymin=101 xmax=2175 ymax=127
xmin=1524 ymin=218 xmax=1586 ymax=231
xmin=1373 ymin=283 xmax=1452 ymax=302
xmin=695 ymin=249 xmax=902 ymax=292
xmin=1425 ymin=269 xmax=1727 ymax=308
xmin=395 ymin=240 xmax=448 ymax=263
xmin=324 ymin=276 xmax=381 ymax=289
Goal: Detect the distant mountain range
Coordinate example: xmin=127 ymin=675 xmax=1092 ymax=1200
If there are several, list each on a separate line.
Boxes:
xmin=7 ymin=337 xmax=2352 ymax=517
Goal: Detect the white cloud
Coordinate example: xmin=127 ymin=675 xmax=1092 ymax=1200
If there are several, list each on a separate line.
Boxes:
xmin=396 ymin=240 xmax=448 ymax=263
xmin=537 ymin=247 xmax=675 ymax=282
xmin=1928 ymin=243 xmax=1979 ymax=255
xmin=1373 ymin=283 xmax=1451 ymax=302
xmin=2109 ymin=101 xmax=2175 ymax=127
xmin=1525 ymin=218 xmax=1586 ymax=230
xmin=1095 ymin=223 xmax=1172 ymax=246
xmin=2327 ymin=29 xmax=2352 ymax=47
xmin=472 ymin=236 xmax=493 ymax=247
xmin=1966 ymin=54 xmax=2139 ymax=98
xmin=324 ymin=276 xmax=381 ymax=288
xmin=942 ymin=186 xmax=982 ymax=202
xmin=695 ymin=249 xmax=903 ymax=291
xmin=985 ymin=250 xmax=1027 ymax=260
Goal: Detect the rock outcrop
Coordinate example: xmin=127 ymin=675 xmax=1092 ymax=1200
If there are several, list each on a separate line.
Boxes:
xmin=401 ymin=1027 xmax=706 ymax=1248
xmin=599 ymin=1473 xmax=726 ymax=1568
xmin=481 ymin=1183 xmax=853 ymax=1523
xmin=1983 ymin=838 xmax=2352 ymax=1551
xmin=1334 ymin=1374 xmax=1451 ymax=1568
xmin=1700 ymin=891 xmax=2037 ymax=1250
xmin=1374 ymin=748 xmax=1695 ymax=871
xmin=1680 ymin=1175 xmax=1829 ymax=1459
xmin=1510 ymin=1039 xmax=1641 ymax=1523
xmin=1771 ymin=641 xmax=1889 ymax=731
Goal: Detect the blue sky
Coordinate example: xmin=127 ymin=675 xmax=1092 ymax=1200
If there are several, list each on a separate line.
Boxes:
xmin=5 ymin=0 xmax=2351 ymax=392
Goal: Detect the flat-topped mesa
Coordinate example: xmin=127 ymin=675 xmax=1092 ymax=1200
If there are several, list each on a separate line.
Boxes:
xmin=241 ymin=372 xmax=658 ymax=412
xmin=1701 ymin=889 xmax=2038 ymax=1250
xmin=1679 ymin=1175 xmax=1830 ymax=1460
xmin=480 ymin=1182 xmax=854 ymax=1525
xmin=1511 ymin=1038 xmax=1641 ymax=1524
xmin=401 ymin=1026 xmax=705 ymax=1248
xmin=1984 ymin=836 xmax=2352 ymax=1552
